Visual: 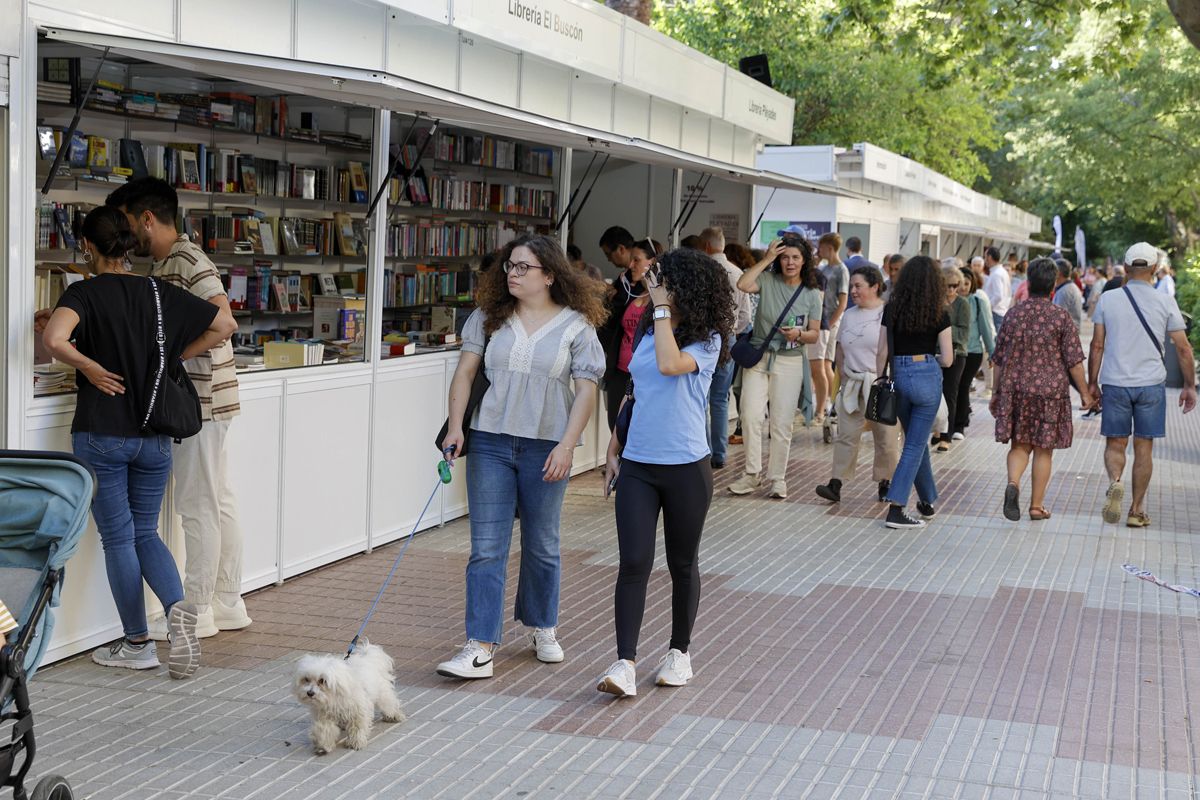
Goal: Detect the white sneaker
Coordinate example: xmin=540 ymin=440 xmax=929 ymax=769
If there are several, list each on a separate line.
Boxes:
xmin=212 ymin=596 xmax=252 ymax=631
xmin=166 ymin=601 xmax=201 ymax=680
xmin=597 ymin=659 xmax=637 ymax=698
xmin=91 ymin=639 xmax=159 ymax=670
xmin=147 ymin=607 xmax=218 ymax=641
xmin=655 ymin=649 xmax=693 ymax=687
xmin=951 ymin=432 xmax=965 ymax=441
xmin=728 ymin=473 xmax=762 ymax=495
xmin=529 ymin=627 xmax=564 ymax=663
xmin=436 ymin=640 xmax=494 ymax=679
xmin=768 ymin=480 xmax=788 ymax=499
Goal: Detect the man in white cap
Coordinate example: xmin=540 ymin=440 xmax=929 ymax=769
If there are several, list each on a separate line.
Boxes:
xmin=1087 ymin=242 xmax=1196 ymax=528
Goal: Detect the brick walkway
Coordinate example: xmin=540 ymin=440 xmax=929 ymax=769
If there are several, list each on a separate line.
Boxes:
xmin=21 ymin=389 xmax=1200 ymax=799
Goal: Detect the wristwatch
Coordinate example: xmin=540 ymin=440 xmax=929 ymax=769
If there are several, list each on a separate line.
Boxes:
xmin=653 ymin=305 xmax=672 ymax=321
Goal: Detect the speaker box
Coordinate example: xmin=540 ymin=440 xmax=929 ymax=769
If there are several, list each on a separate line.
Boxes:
xmin=738 ymin=55 xmax=772 ymax=88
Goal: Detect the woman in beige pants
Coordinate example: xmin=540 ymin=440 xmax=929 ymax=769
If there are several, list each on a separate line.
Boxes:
xmin=814 ymin=267 xmax=901 ymax=504
xmin=729 ymin=234 xmax=823 ymax=500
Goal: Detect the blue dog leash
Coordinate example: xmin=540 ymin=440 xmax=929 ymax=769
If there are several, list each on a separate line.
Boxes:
xmin=345 ymin=447 xmax=457 ymax=659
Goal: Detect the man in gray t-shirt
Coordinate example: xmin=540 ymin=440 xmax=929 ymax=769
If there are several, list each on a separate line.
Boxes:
xmin=1088 ymin=242 xmax=1196 ymax=529
xmin=814 ymin=232 xmax=850 ymax=425
xmin=1052 ymin=259 xmax=1083 ymax=330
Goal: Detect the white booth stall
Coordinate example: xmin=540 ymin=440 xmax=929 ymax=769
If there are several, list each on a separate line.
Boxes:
xmin=753 ymin=142 xmax=1046 ymax=262
xmin=2 ymin=0 xmax=809 ymax=663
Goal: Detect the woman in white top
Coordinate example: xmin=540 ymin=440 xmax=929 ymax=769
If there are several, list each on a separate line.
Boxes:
xmin=814 ymin=267 xmax=901 ymax=504
xmin=437 ymin=235 xmax=607 ymax=680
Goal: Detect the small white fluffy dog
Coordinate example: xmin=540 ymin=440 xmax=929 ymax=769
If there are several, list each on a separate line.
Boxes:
xmin=292 ymin=642 xmax=405 ymax=754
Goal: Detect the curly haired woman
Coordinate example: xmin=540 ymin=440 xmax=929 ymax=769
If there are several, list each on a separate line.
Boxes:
xmin=596 ymin=248 xmax=734 ymax=698
xmin=729 ymin=234 xmax=823 ymax=499
xmin=437 ymin=235 xmax=607 ymax=680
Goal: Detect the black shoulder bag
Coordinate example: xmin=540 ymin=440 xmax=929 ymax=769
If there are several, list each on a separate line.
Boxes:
xmin=865 ymin=312 xmax=898 ymax=426
xmin=730 ymin=282 xmax=807 ymax=369
xmin=142 ymin=277 xmax=203 ymax=442
xmin=435 ymin=333 xmax=491 ymax=457
xmin=1122 ymin=285 xmax=1165 ymax=359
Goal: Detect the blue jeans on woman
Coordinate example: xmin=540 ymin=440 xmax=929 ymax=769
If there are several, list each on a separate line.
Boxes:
xmin=464 ymin=430 xmax=569 ymax=644
xmin=708 ymin=359 xmax=735 ymax=463
xmin=884 ymin=357 xmax=942 ymax=507
xmin=71 ymin=432 xmax=183 ymax=639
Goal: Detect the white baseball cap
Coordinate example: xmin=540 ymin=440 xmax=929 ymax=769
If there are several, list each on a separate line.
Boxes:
xmin=1124 ymin=242 xmax=1159 ymax=268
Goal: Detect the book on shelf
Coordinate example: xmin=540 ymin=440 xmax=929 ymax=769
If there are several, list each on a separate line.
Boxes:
xmin=225 ymin=267 xmax=248 ymax=309
xmin=119 ymin=138 xmax=149 ymax=179
xmin=313 ymin=295 xmax=366 ymax=340
xmin=318 ymin=273 xmax=339 ymax=296
xmin=348 ymin=161 xmax=369 ymax=203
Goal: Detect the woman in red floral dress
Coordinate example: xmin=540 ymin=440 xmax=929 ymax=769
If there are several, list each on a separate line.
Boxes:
xmin=991 ymin=258 xmax=1093 ymax=521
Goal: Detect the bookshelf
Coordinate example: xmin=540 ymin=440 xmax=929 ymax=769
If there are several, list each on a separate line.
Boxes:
xmin=33 ymin=69 xmax=378 ymax=388
xmin=378 ymin=114 xmax=561 ymax=358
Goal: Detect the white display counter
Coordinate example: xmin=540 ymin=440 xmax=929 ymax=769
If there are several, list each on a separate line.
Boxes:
xmin=26 ymin=351 xmax=608 ymax=664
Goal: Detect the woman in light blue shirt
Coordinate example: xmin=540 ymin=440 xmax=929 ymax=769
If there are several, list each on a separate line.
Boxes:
xmin=596 ymin=248 xmax=734 ymax=698
xmin=437 ymin=235 xmax=607 ymax=681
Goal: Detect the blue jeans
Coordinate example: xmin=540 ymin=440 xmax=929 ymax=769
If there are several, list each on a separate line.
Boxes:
xmin=71 ymin=432 xmax=182 ymax=639
xmin=464 ymin=430 xmax=569 ymax=644
xmin=1100 ymin=383 xmax=1167 ymax=439
xmin=708 ymin=359 xmax=735 ymax=463
xmin=885 ymin=357 xmax=942 ymax=506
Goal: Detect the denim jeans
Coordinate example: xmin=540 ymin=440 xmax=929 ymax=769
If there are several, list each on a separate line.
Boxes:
xmin=71 ymin=432 xmax=182 ymax=639
xmin=464 ymin=430 xmax=569 ymax=644
xmin=708 ymin=359 xmax=735 ymax=463
xmin=884 ymin=357 xmax=942 ymax=506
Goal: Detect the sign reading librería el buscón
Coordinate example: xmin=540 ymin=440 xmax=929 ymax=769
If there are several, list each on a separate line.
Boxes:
xmin=506 ymin=0 xmax=584 ymax=42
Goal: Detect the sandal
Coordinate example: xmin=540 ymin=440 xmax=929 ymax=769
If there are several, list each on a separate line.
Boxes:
xmin=1029 ymin=506 xmax=1052 ymax=521
xmin=1003 ymin=483 xmax=1021 ymax=521
xmin=1127 ymin=511 xmax=1151 ymax=528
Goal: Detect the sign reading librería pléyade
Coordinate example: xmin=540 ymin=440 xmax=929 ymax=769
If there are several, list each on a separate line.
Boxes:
xmin=507 ymin=1 xmax=584 ymax=42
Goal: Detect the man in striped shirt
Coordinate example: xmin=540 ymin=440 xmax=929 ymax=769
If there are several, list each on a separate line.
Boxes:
xmin=109 ymin=178 xmax=250 ymax=640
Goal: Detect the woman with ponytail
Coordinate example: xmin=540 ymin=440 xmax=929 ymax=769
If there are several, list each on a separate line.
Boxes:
xmin=41 ymin=205 xmax=237 ymax=679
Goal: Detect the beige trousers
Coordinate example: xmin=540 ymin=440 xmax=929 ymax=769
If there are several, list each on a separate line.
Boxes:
xmin=831 ymin=391 xmax=902 ymax=482
xmin=172 ymin=419 xmax=244 ymax=607
xmin=739 ymin=355 xmax=807 ymax=481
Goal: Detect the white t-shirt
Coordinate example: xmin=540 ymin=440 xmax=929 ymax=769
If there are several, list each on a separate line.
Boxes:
xmin=836 ymin=304 xmax=885 ymax=374
xmin=1157 ymin=274 xmax=1176 ymax=297
xmin=1093 ymin=280 xmax=1186 ymax=387
xmin=984 ymin=265 xmax=1012 ymax=316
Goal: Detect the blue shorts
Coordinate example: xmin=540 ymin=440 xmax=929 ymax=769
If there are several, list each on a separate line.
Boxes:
xmin=1100 ymin=383 xmax=1167 ymax=439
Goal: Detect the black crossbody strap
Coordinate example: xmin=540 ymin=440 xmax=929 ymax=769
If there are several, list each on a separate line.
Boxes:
xmin=1122 ymin=285 xmax=1164 ymax=358
xmin=141 ymin=277 xmax=167 ymax=432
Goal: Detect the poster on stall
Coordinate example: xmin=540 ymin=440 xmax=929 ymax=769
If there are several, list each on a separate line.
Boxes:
xmin=758 ymin=220 xmax=832 ymax=248
xmin=709 ymin=213 xmax=741 ymax=242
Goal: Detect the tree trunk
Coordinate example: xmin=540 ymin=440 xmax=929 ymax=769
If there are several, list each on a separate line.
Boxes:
xmin=605 ymin=0 xmax=653 ymax=26
xmin=1168 ymin=0 xmax=1200 ymax=51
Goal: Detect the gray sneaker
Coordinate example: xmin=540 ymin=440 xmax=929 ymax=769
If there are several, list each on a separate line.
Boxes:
xmin=166 ymin=601 xmax=201 ymax=680
xmin=92 ymin=639 xmax=160 ymax=670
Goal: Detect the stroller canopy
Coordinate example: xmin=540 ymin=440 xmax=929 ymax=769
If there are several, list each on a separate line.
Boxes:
xmin=0 ymin=451 xmax=94 ymax=682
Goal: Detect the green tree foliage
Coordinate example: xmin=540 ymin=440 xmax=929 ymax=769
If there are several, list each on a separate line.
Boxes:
xmin=654 ymin=1 xmax=1001 ymax=184
xmin=1003 ymin=4 xmax=1200 ymax=255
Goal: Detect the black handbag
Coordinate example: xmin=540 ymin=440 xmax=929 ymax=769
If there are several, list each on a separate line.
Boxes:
xmin=730 ymin=282 xmax=808 ymax=369
xmin=435 ymin=334 xmax=491 ymax=457
xmin=865 ymin=316 xmax=898 ymax=426
xmin=613 ymin=324 xmax=648 ymax=451
xmin=141 ymin=277 xmax=203 ymax=442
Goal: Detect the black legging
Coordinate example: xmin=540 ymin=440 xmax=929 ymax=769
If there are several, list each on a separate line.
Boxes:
xmin=954 ymin=351 xmax=984 ymax=434
xmin=939 ymin=354 xmax=967 ymax=443
xmin=604 ymin=369 xmax=631 ymax=431
xmin=614 ymin=457 xmax=713 ymax=661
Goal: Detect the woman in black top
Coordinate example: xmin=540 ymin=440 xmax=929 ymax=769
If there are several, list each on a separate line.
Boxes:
xmin=876 ymin=255 xmax=954 ymax=529
xmin=42 ymin=206 xmax=236 ymax=679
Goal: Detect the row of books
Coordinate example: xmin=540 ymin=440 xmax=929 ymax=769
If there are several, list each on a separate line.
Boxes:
xmin=432 ymin=131 xmax=554 ymax=177
xmin=36 ymin=202 xmax=86 ymax=250
xmin=222 ymin=264 xmax=366 ymax=312
xmin=383 ymin=267 xmax=476 ymax=308
xmin=38 ymin=127 xmax=372 ymax=203
xmin=181 ymin=210 xmax=367 ymax=258
xmin=427 ymin=177 xmax=556 ymax=219
xmin=384 ymin=219 xmax=524 ymax=259
xmin=33 ymin=266 xmax=85 ymax=311
xmin=39 ymin=63 xmax=369 ymax=148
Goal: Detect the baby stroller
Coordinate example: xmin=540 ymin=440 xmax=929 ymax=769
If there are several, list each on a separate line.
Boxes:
xmin=1 ymin=450 xmax=94 ymax=800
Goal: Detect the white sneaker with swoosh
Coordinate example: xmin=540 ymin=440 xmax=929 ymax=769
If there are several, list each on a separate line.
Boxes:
xmin=437 ymin=640 xmax=494 ymax=679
